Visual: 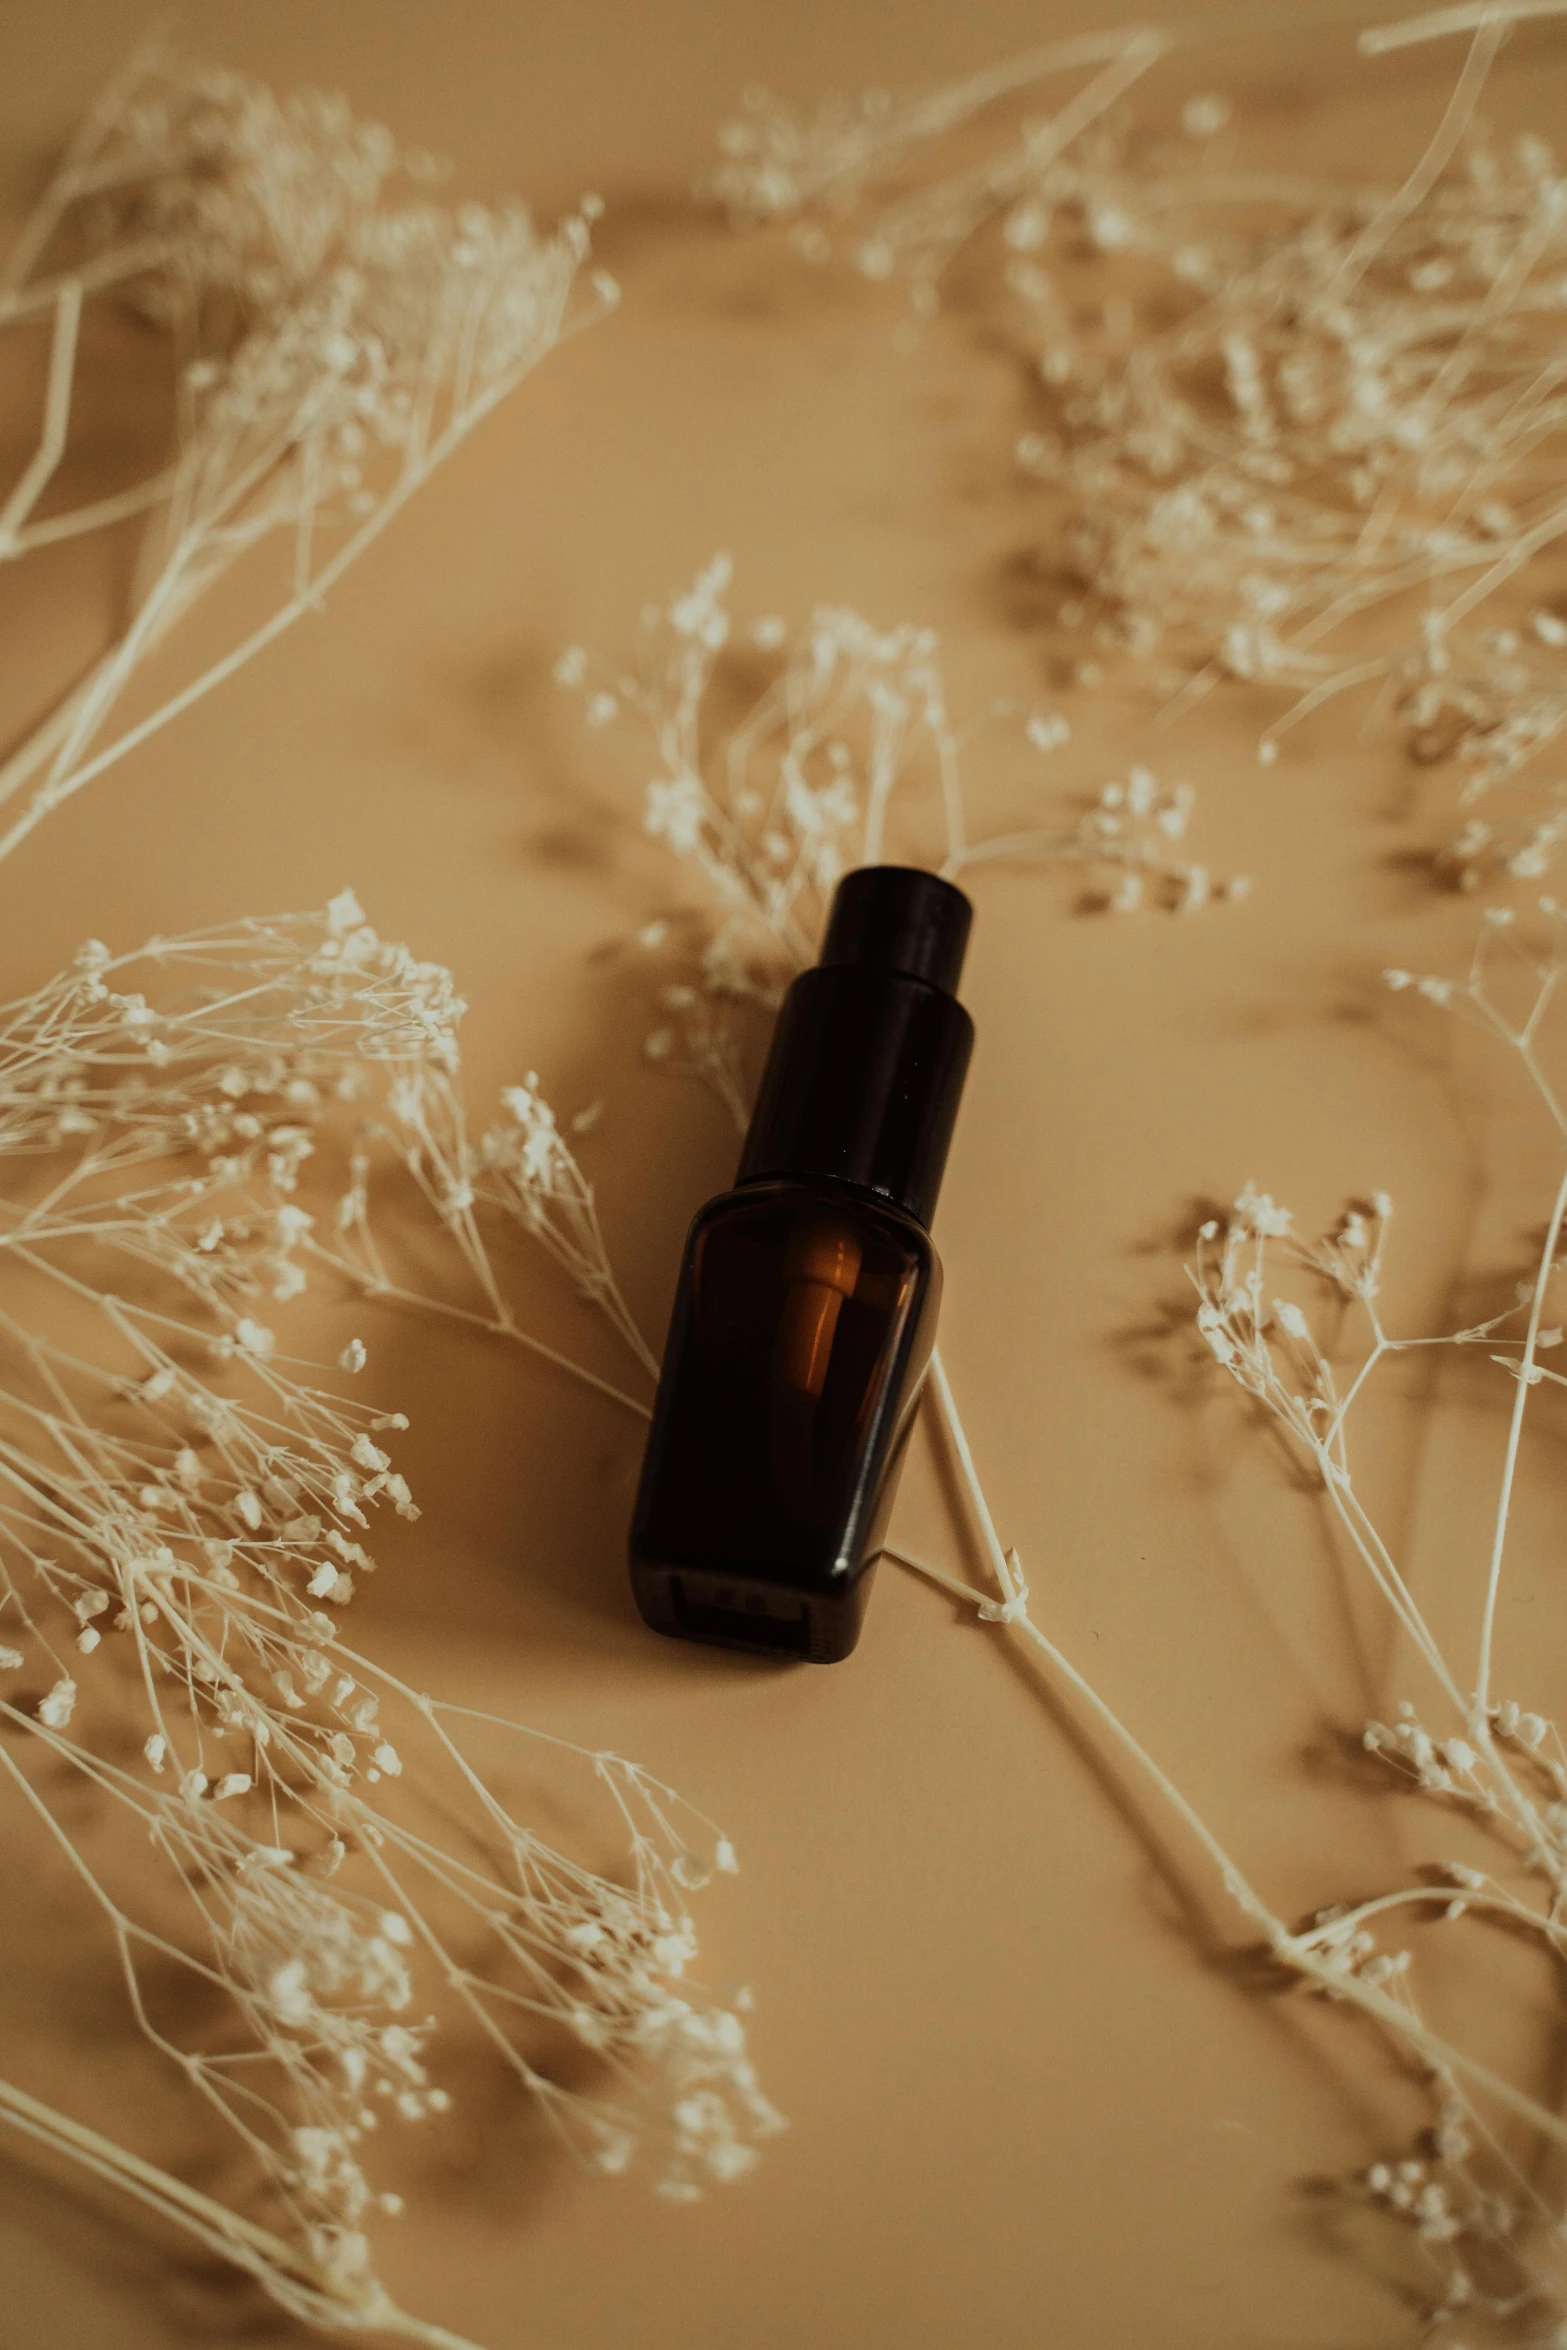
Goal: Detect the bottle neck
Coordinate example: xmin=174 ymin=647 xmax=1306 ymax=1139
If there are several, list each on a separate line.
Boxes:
xmin=736 ymin=962 xmax=973 ymax=1230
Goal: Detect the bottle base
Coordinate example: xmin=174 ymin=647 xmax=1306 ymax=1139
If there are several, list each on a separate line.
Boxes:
xmin=630 ymin=1562 xmax=870 ymax=1664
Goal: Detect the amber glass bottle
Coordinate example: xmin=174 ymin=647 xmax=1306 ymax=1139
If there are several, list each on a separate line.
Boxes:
xmin=629 ymin=866 xmax=974 ymax=1662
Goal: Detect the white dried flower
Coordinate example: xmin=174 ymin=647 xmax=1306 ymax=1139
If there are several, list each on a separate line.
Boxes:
xmin=569 ymin=565 xmax=1240 ymax=1126
xmin=0 ymin=887 xmax=769 ymax=2320
xmin=36 ymin=1676 xmax=76 ymax=1728
xmin=720 ymin=36 xmax=1567 ymax=892
xmin=0 ymin=51 xmax=610 ymax=875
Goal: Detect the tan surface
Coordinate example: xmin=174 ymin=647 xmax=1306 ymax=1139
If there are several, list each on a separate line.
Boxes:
xmin=2 ymin=4 xmax=1566 ymax=2346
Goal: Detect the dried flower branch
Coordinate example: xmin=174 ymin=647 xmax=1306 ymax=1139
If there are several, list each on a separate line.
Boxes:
xmin=0 ymin=43 xmax=615 ymax=874
xmin=713 ymin=13 xmax=1567 ymax=892
xmin=0 ymin=51 xmax=785 ymax=2340
xmin=558 ymin=558 xmax=1245 ymax=1120
xmin=326 ymin=970 xmax=660 ymax=1405
xmin=0 ymin=44 xmax=794 ymax=2349
xmin=871 ymin=900 xmax=1567 ymax=2338
xmin=0 ymin=895 xmax=779 ymax=2339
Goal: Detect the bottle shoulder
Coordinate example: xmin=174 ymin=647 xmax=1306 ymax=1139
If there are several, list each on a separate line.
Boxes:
xmin=688 ymin=1176 xmax=939 ymax=1267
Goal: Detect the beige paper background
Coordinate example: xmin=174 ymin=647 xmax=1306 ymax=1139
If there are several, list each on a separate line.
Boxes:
xmin=3 ymin=4 xmax=1566 ymax=2345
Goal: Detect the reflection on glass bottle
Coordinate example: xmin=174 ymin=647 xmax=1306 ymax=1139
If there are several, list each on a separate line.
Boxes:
xmin=770 ymin=1212 xmax=865 ymax=1504
xmin=630 ymin=867 xmax=974 ymax=1663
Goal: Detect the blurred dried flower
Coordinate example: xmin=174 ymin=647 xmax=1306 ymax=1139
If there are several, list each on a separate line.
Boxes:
xmin=0 ymin=43 xmax=615 ymax=869
xmin=714 ymin=7 xmax=1567 ymax=889
xmin=561 ymin=558 xmax=1244 ymax=1120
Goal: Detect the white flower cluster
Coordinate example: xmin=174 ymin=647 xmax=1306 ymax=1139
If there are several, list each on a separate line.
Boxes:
xmin=1335 ymin=2092 xmax=1549 ymax=2329
xmin=559 ymin=560 xmax=1240 ymax=1126
xmin=476 ymin=1076 xmax=658 ymax=1372
xmin=1179 ymin=901 xmax=1567 ymax=2323
xmin=1191 ymin=1184 xmax=1393 ymax=1454
xmin=1008 ymin=87 xmax=1567 ymax=862
xmin=0 ymin=50 xmax=610 ymax=875
xmin=0 ymin=900 xmax=773 ymax=2328
xmin=1071 ymin=768 xmax=1250 ymax=913
xmin=715 ymin=26 xmax=1567 ymax=891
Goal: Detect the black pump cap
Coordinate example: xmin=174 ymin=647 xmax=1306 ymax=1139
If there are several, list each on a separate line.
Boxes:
xmin=819 ymin=865 xmax=972 ymax=994
xmin=735 ymin=865 xmax=975 ymax=1230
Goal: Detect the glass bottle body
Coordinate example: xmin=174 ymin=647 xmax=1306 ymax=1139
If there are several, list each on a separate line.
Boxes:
xmin=629 ymin=1177 xmax=940 ymax=1662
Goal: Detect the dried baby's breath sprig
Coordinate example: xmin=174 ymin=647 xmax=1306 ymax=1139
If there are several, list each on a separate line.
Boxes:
xmin=328 ymin=996 xmax=660 ymax=1398
xmin=715 ymin=14 xmax=1567 ymax=891
xmin=0 ymin=45 xmax=614 ymax=873
xmin=797 ymin=847 xmax=1567 ymax=2331
xmin=892 ymin=1316 xmax=1567 ymax=2336
xmin=1144 ymin=904 xmax=1567 ymax=2316
xmin=706 ymin=26 xmax=1171 ymax=306
xmin=559 ymin=558 xmax=1244 ymax=1118
xmin=0 ymin=898 xmax=777 ymax=2339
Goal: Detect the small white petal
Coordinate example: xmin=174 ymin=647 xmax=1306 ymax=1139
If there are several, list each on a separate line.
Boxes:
xmin=327 ymin=888 xmax=367 ymax=934
xmin=37 ymin=1676 xmax=76 ymax=1729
